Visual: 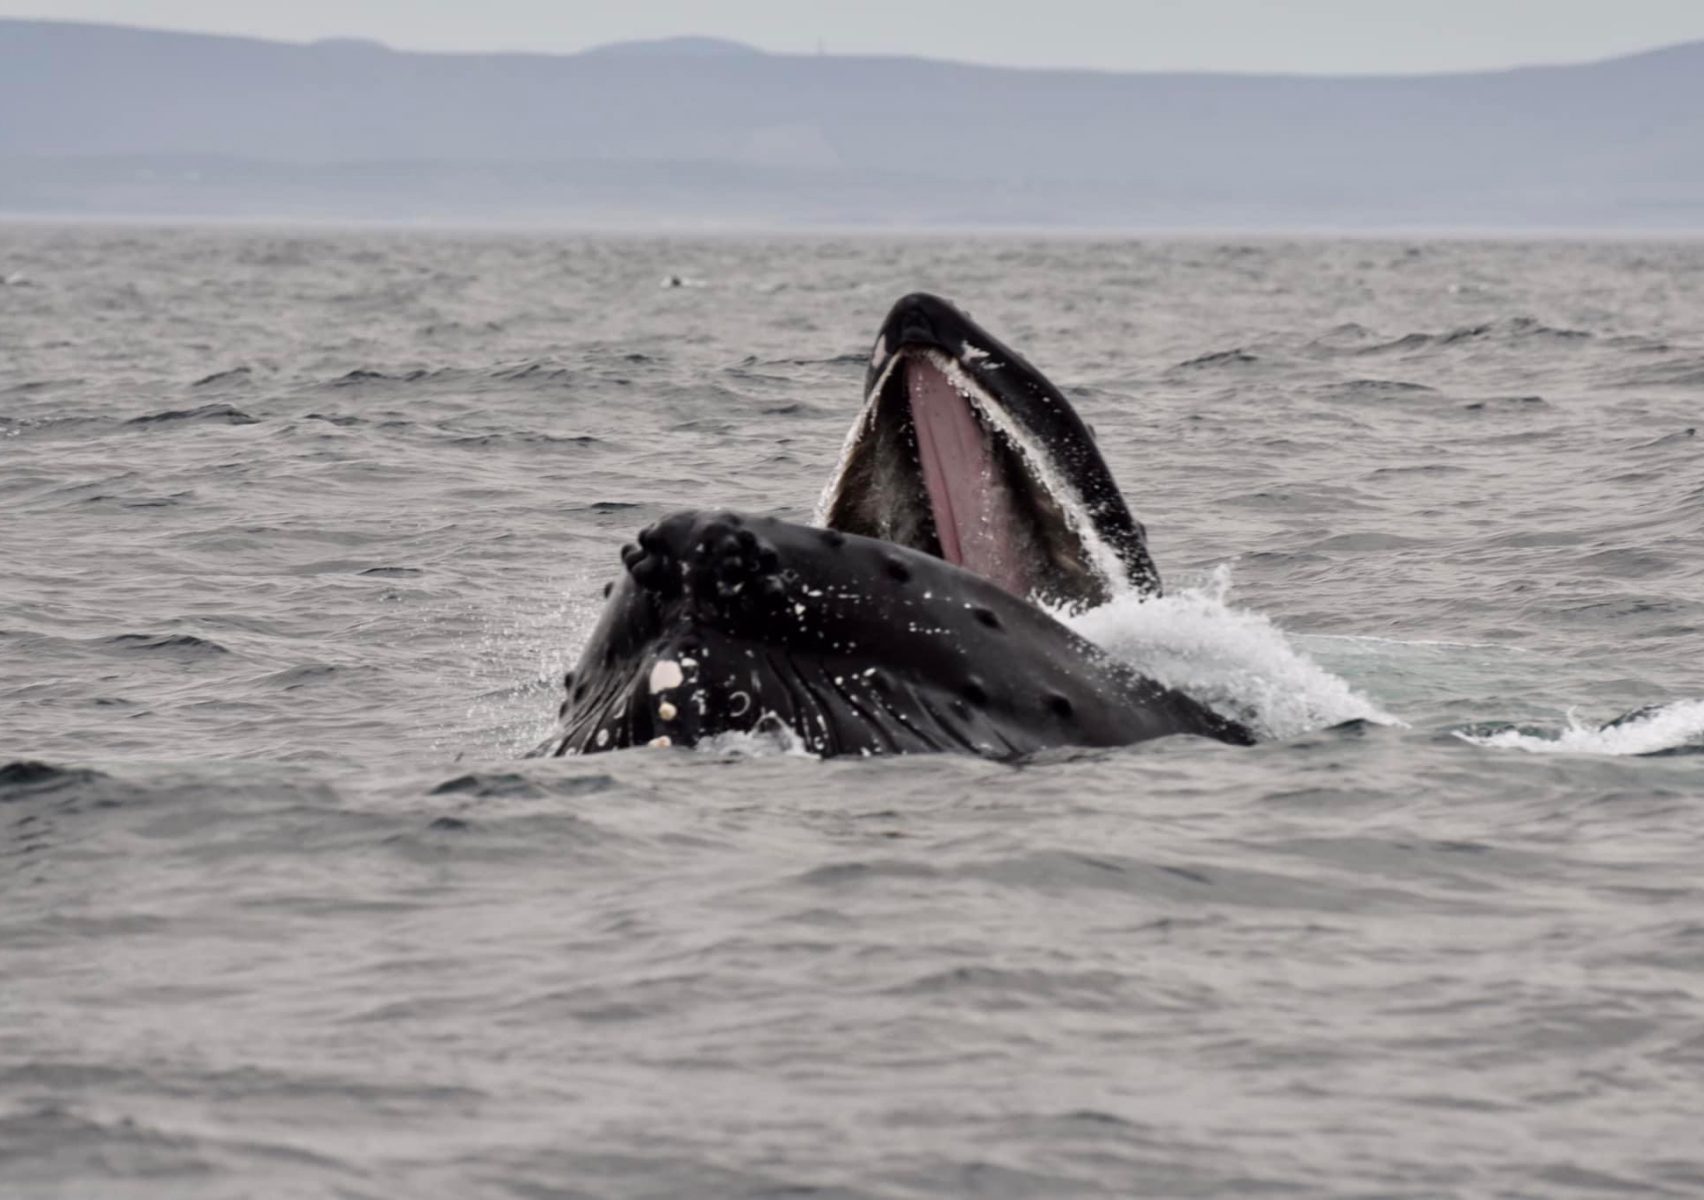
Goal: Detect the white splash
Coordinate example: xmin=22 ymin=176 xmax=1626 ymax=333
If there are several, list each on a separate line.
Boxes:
xmin=1061 ymin=566 xmax=1397 ymax=740
xmin=1455 ymin=700 xmax=1704 ymax=757
xmin=697 ymin=719 xmax=817 ymax=759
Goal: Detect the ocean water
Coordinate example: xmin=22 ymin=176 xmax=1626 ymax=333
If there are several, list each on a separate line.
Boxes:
xmin=3 ymin=227 xmax=1702 ymax=1199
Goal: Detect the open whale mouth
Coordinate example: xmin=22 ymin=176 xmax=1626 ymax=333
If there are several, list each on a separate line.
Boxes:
xmin=817 ymin=340 xmax=1119 ymax=610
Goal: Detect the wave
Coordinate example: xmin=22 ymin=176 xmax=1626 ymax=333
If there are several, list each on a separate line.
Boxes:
xmin=1455 ymin=700 xmax=1704 ymax=757
xmin=102 ymin=633 xmax=229 ymax=658
xmin=492 ymin=361 xmax=575 ymax=382
xmin=1173 ymin=348 xmax=1259 ymax=370
xmin=0 ymin=760 xmax=108 ymax=797
xmin=192 ymin=366 xmax=253 ymax=387
xmin=1329 ymin=379 xmax=1439 ymax=397
xmin=332 ymin=368 xmax=432 ymax=386
xmin=1353 ymin=317 xmax=1594 ymax=355
xmin=1610 ymin=357 xmax=1704 ymax=388
xmin=126 ymin=403 xmax=257 ymax=426
xmin=1461 ymin=395 xmax=1548 ymax=411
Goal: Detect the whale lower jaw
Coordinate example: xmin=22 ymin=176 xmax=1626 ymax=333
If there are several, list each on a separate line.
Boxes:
xmin=817 ymin=346 xmax=1117 ymax=613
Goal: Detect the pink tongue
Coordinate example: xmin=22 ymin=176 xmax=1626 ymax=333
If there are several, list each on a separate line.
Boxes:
xmin=906 ymin=358 xmax=1029 ymax=596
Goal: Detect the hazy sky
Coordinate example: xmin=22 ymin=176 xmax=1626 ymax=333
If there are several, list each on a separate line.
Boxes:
xmin=9 ymin=0 xmax=1704 ymax=74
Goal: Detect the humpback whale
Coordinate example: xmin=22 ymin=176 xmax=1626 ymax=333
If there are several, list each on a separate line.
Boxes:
xmin=536 ymin=294 xmax=1255 ymax=758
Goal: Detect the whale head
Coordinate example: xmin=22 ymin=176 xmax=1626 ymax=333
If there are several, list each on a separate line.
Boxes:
xmin=541 ymin=510 xmax=1248 ymax=758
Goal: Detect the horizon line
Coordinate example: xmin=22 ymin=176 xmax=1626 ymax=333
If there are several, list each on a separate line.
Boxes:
xmin=6 ymin=14 xmax=1702 ymax=81
xmin=6 ymin=211 xmax=1704 ymax=242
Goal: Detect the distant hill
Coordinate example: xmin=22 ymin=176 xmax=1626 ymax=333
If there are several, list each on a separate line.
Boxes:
xmin=579 ymin=36 xmax=762 ymax=58
xmin=3 ymin=18 xmax=1702 ymax=229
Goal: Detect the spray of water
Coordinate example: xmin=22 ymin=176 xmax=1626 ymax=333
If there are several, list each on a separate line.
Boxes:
xmin=698 ymin=722 xmax=818 ymax=759
xmin=1062 ymin=565 xmax=1397 ymax=740
xmin=458 ymin=581 xmax=602 ymax=759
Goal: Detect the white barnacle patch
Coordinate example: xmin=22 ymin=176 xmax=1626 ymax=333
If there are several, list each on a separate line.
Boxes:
xmin=657 ymin=700 xmax=678 ymax=721
xmin=681 ymin=657 xmax=698 ymax=670
xmin=647 ymin=735 xmax=672 ymax=748
xmin=596 ymin=728 xmax=610 ymax=747
xmin=649 ymin=659 xmax=684 ymax=694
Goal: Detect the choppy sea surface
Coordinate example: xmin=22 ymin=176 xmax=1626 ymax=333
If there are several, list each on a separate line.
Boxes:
xmin=3 ymin=227 xmax=1702 ymax=1199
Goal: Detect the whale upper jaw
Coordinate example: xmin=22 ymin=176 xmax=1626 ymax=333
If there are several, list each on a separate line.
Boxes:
xmin=816 ymin=292 xmax=1159 ymax=613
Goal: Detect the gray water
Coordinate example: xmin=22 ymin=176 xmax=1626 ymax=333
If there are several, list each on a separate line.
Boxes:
xmin=3 ymin=227 xmax=1703 ymax=1199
